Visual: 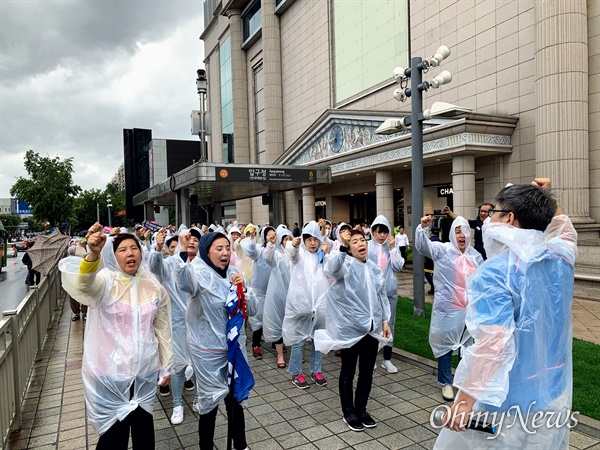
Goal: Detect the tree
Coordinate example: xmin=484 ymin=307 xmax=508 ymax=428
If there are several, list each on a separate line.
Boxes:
xmin=70 ymin=183 xmax=130 ymax=233
xmin=10 ymin=150 xmax=81 ymax=226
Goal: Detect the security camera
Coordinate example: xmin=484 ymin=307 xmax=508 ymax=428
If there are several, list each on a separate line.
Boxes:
xmin=429 ymin=70 xmax=452 ymax=88
xmin=393 ymin=88 xmax=407 ymax=102
xmin=374 ymin=117 xmax=410 ymax=135
xmin=430 ymin=45 xmax=451 ymax=67
xmin=393 ymin=67 xmax=407 ymax=83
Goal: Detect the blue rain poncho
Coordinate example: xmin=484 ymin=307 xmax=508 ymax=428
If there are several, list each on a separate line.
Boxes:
xmin=282 ymin=221 xmax=329 ymax=346
xmin=174 ymin=232 xmax=257 ymax=414
xmin=414 ymin=217 xmax=484 ymax=358
xmin=239 ymin=226 xmax=275 ymax=332
xmin=262 ymin=226 xmax=293 ymax=342
xmin=314 ymin=249 xmax=391 ymax=353
xmin=434 ymin=215 xmax=578 ymax=450
xmin=59 ymin=234 xmax=173 ymax=435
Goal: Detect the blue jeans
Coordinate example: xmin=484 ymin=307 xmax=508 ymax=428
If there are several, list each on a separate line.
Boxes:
xmin=437 ymin=350 xmax=453 ymax=385
xmin=288 ymin=340 xmax=322 ymax=376
xmin=171 ymin=367 xmax=198 ymax=407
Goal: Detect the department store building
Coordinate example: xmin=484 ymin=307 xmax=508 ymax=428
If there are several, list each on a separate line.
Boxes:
xmin=197 ymin=0 xmax=599 ymax=292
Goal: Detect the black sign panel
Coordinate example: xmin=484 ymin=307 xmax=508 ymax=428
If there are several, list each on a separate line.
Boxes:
xmin=437 ymin=186 xmax=454 ymax=197
xmin=215 ymin=167 xmax=317 ymax=183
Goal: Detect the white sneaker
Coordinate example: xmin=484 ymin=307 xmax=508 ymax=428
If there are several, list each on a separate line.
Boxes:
xmin=192 ymin=401 xmax=200 ymax=414
xmin=442 ymin=384 xmax=455 ymax=401
xmin=171 ymin=405 xmax=184 ymax=425
xmin=381 ymin=359 xmax=398 ymax=373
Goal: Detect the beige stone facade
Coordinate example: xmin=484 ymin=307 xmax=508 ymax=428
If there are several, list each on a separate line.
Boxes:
xmin=200 ymin=0 xmax=600 ymax=290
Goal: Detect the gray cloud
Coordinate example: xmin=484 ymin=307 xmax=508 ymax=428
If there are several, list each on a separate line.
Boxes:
xmin=1 ymin=0 xmax=206 ymax=198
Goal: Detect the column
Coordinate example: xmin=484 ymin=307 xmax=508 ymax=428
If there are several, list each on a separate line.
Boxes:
xmin=226 ymin=9 xmax=251 ymax=164
xmin=535 ymin=0 xmax=593 ymax=223
xmin=227 ymin=9 xmax=252 ymax=222
xmin=451 ymin=155 xmax=476 ymax=219
xmin=261 ymin=0 xmax=284 ymax=164
xmin=375 ymin=170 xmax=394 ymax=221
xmin=302 ymin=187 xmax=315 ymax=225
xmin=176 ymin=188 xmax=191 ymax=227
xmin=236 ymin=199 xmax=252 ymax=224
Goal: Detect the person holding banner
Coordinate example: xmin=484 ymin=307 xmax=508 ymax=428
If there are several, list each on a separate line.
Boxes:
xmin=175 ymin=230 xmax=257 ymax=450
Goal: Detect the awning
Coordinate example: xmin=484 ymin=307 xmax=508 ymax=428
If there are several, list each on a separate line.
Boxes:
xmin=133 ymin=162 xmax=331 ymax=206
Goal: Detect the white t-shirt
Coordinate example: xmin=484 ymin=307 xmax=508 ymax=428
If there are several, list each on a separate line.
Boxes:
xmin=395 ymin=233 xmax=409 ymax=247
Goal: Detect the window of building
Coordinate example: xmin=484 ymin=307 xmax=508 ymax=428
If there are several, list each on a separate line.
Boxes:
xmin=220 ymin=37 xmax=234 ymax=163
xmin=242 ymin=0 xmax=262 ymax=42
xmin=332 ymin=0 xmax=409 ymax=103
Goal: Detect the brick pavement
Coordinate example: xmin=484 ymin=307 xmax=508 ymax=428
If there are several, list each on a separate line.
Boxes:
xmin=6 ymin=295 xmax=600 ymax=450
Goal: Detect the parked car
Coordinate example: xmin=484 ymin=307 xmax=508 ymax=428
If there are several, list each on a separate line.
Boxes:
xmin=7 ymin=244 xmax=18 ymax=257
xmin=14 ymin=241 xmax=28 ymax=251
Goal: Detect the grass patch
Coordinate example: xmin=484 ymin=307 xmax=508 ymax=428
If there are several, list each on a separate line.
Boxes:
xmin=393 ymin=296 xmax=600 ymax=420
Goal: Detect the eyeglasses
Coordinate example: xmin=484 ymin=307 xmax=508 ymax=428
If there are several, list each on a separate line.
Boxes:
xmin=488 ymin=209 xmax=511 ymax=217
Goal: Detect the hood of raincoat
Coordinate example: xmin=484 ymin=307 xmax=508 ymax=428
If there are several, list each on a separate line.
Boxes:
xmin=482 ymin=221 xmax=547 ymax=262
xmin=276 ymin=226 xmax=293 ymax=252
xmin=165 ymin=233 xmax=178 ymax=248
xmin=336 ymin=222 xmax=352 ymax=246
xmin=449 ymin=216 xmax=472 ymax=254
xmin=244 ymin=223 xmax=257 ymax=236
xmin=370 ymin=215 xmax=392 ymax=238
xmin=199 ymin=231 xmax=230 ymax=278
xmin=102 ymin=233 xmax=144 ymax=277
xmin=261 ymin=226 xmax=276 ymax=247
xmin=300 ymin=221 xmax=324 ymax=251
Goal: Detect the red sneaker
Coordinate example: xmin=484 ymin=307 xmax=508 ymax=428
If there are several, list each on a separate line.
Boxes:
xmin=310 ymin=372 xmax=327 ymax=386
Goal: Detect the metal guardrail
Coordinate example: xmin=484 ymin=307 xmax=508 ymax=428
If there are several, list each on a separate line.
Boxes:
xmin=0 ymin=266 xmax=62 ymax=449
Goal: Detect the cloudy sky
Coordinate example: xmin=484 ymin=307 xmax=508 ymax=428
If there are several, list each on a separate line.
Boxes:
xmin=0 ymin=0 xmax=205 ymax=199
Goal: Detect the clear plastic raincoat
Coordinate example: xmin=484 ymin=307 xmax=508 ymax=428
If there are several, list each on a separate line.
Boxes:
xmin=239 ymin=226 xmax=275 ymax=331
xmin=323 ymin=222 xmax=351 ymax=253
xmin=414 ymin=217 xmax=484 ymax=358
xmin=282 ymin=221 xmax=329 ymax=346
xmin=148 ymin=250 xmax=190 ymax=374
xmin=314 ymin=250 xmax=391 ymax=353
xmin=434 ymin=215 xmax=577 ymax=450
xmin=367 ymin=215 xmax=404 ymax=343
xmin=262 ymin=227 xmax=293 ymax=342
xmin=59 ymin=235 xmax=173 ymax=435
xmin=174 ymin=233 xmax=257 ymax=414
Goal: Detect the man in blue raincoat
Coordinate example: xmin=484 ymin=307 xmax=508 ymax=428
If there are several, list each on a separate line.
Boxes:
xmin=436 ymin=179 xmax=578 ymax=450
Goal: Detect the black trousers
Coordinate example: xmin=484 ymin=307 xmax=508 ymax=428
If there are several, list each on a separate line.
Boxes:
xmin=252 ymin=328 xmax=263 ymax=348
xmin=199 ymin=395 xmax=246 ymax=450
xmin=339 ymin=334 xmax=379 ymax=418
xmin=96 ymin=406 xmax=154 ymax=450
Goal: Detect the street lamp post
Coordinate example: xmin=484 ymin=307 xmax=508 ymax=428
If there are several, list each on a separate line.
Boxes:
xmin=375 ymin=46 xmax=454 ymax=317
xmin=196 ymin=69 xmax=208 ymax=162
xmin=107 ymin=194 xmax=112 ymax=228
xmin=96 ymin=197 xmax=100 ymax=223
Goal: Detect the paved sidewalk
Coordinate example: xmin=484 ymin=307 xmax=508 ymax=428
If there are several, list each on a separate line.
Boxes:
xmin=6 ymin=296 xmax=600 ymax=449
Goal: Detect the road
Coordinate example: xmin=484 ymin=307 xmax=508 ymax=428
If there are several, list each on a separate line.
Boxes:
xmin=0 ymin=252 xmax=31 ymax=314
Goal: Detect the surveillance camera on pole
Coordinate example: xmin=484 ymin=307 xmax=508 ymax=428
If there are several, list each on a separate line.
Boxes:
xmin=429 ymin=45 xmax=451 ymax=67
